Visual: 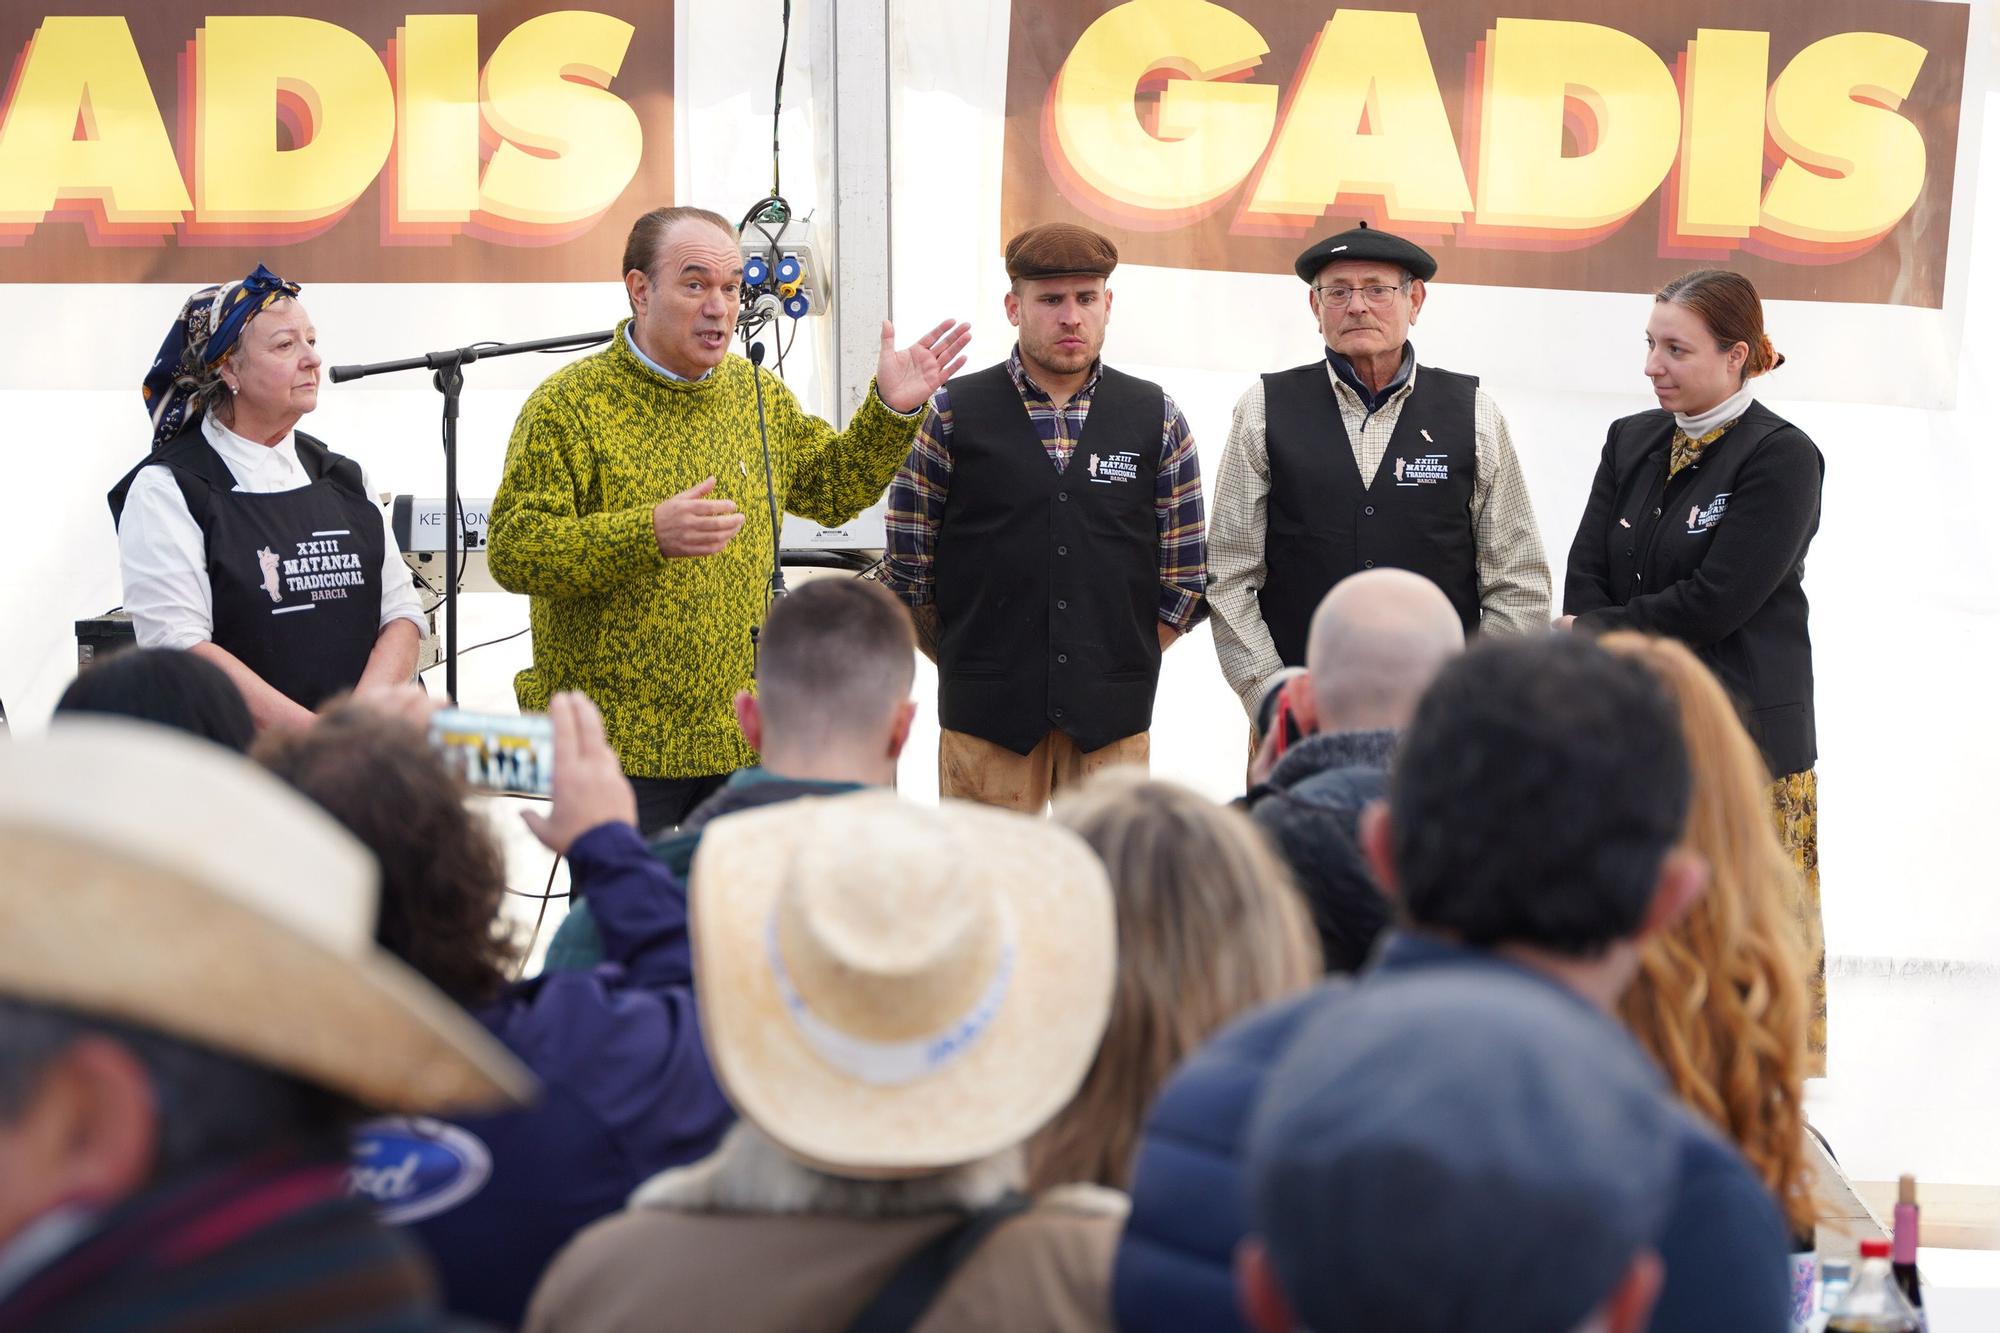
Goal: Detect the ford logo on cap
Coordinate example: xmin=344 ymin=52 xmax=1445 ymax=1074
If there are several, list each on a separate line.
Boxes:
xmin=349 ymin=1116 xmax=493 ymax=1225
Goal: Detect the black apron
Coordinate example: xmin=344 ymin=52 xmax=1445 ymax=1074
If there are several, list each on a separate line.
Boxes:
xmin=110 ymin=427 xmax=388 ymax=709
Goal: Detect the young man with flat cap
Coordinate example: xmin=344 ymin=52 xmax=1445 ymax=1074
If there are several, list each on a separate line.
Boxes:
xmin=883 ymin=223 xmax=1207 ymax=811
xmin=1208 ymin=222 xmax=1551 ymax=720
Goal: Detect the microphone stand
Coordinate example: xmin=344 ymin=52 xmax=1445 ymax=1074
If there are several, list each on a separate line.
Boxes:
xmin=746 ymin=339 xmax=787 ymax=674
xmin=330 ymin=329 xmax=613 ymax=703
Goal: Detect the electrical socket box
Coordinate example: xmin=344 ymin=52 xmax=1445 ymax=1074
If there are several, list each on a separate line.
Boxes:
xmin=740 ymin=216 xmax=829 ymax=320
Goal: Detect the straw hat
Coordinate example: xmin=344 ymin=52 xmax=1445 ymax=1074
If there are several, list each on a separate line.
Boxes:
xmin=0 ymin=720 xmax=533 ymax=1114
xmin=690 ymin=791 xmax=1116 ymax=1178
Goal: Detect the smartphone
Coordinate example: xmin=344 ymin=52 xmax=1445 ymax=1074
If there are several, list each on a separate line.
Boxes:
xmin=1268 ymin=689 xmax=1302 ymax=764
xmin=428 ymin=708 xmax=554 ymax=797
xmin=1254 ymin=667 xmax=1308 ymax=762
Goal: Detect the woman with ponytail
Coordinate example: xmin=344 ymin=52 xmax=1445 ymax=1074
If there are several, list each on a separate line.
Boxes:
xmin=1561 ymin=270 xmax=1827 ymax=1068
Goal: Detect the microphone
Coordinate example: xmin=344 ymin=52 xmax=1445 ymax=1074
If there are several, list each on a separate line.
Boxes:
xmin=748 ymin=342 xmax=787 ymax=608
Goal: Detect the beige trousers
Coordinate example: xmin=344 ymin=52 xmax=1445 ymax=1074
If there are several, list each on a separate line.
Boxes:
xmin=938 ymin=728 xmax=1150 ymax=813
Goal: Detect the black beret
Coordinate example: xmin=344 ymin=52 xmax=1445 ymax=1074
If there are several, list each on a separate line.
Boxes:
xmin=1006 ymin=223 xmax=1118 ymax=281
xmin=1293 ymin=222 xmax=1437 ymax=284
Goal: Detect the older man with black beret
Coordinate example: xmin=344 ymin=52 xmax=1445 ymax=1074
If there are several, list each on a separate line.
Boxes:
xmin=1209 ymin=223 xmax=1550 ymax=721
xmin=883 ymin=223 xmax=1207 ymax=811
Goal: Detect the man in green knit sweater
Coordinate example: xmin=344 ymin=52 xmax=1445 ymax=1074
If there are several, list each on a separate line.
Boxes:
xmin=489 ymin=206 xmax=970 ymax=832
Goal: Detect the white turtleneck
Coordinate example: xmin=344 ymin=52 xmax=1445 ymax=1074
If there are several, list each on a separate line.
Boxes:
xmin=1672 ymin=381 xmax=1756 ymax=438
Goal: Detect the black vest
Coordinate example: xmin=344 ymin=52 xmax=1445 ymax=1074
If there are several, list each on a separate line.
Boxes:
xmin=1258 ymin=361 xmax=1481 ymax=665
xmin=109 ymin=425 xmax=387 ymax=709
xmin=934 ymin=363 xmax=1164 ymax=755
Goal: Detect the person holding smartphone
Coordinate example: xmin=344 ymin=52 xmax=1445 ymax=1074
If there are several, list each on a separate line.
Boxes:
xmin=258 ymin=690 xmax=732 ymax=1327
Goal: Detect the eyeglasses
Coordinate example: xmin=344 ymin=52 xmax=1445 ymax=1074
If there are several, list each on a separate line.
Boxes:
xmin=1313 ymin=283 xmax=1408 ymax=308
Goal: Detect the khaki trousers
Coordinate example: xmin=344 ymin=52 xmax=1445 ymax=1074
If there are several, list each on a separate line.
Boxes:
xmin=938 ymin=728 xmax=1150 ymax=813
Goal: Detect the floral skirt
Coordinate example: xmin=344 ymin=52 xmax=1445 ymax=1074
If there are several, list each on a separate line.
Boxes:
xmin=1772 ymin=769 xmax=1825 ymax=1076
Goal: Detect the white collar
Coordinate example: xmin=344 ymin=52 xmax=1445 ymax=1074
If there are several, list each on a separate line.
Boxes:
xmin=1673 ymin=382 xmax=1756 ymax=438
xmin=200 ymin=412 xmax=302 ymax=475
xmin=625 ymin=325 xmax=712 ymax=382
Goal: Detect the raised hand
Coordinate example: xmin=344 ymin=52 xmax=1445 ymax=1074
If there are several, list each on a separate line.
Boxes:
xmin=521 ymin=692 xmax=639 ymax=855
xmin=653 ymin=476 xmax=745 ymax=558
xmin=875 ymin=318 xmax=973 ymax=413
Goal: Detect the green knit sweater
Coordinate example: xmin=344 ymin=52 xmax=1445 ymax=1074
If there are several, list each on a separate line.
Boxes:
xmin=488 ymin=322 xmax=921 ymax=777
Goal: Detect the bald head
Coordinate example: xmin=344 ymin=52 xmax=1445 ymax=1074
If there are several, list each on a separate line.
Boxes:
xmin=1306 ymin=570 xmax=1465 ymax=733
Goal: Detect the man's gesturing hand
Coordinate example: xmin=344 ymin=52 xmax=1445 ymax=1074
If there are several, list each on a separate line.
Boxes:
xmin=653 ymin=477 xmax=745 ymax=558
xmin=522 ymin=692 xmax=639 ymax=856
xmin=875 ymin=319 xmax=973 ymax=414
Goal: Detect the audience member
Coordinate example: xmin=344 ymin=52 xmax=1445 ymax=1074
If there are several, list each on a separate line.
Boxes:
xmin=0 ymin=721 xmax=529 ymax=1328
xmin=1239 ymin=970 xmax=1678 ymax=1333
xmin=1115 ymin=635 xmax=1792 ymax=1333
xmin=543 ymin=575 xmax=917 ymax=971
xmin=1602 ymin=632 xmax=1815 ymax=1243
xmin=256 ymin=691 xmax=732 ymax=1327
xmin=53 ymin=646 xmax=255 ymax=751
xmin=525 ymin=792 xmax=1123 ymax=1333
xmin=1033 ymin=771 xmax=1316 ymax=1191
xmin=1243 ymin=568 xmax=1464 ymax=970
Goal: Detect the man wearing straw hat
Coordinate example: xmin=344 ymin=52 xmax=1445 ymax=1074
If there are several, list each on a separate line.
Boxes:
xmin=883 ymin=222 xmax=1208 ymax=811
xmin=0 ymin=721 xmax=531 ymax=1327
xmin=527 ymin=792 xmax=1124 ymax=1331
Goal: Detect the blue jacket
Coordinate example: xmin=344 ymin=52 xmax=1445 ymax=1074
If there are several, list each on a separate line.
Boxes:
xmin=1114 ymin=933 xmax=1790 ymax=1333
xmin=351 ymin=822 xmax=733 ymax=1327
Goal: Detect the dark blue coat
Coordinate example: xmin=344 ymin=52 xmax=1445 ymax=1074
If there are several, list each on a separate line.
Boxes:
xmin=1114 ymin=934 xmax=1790 ymax=1333
xmin=350 ymin=822 xmax=733 ymax=1327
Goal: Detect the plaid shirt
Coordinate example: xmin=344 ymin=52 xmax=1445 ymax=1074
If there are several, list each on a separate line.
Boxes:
xmin=881 ymin=348 xmax=1208 ymax=631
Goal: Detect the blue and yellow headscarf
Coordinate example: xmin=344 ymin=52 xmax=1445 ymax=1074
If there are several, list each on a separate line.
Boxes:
xmin=142 ymin=264 xmax=302 ymax=448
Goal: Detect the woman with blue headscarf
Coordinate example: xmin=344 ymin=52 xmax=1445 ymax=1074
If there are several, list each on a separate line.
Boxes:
xmin=108 ymin=266 xmax=424 ymax=729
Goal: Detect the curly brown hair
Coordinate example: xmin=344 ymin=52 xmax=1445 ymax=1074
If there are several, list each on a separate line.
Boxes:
xmin=254 ymin=704 xmax=519 ymax=1008
xmin=1600 ymin=634 xmax=1814 ymax=1239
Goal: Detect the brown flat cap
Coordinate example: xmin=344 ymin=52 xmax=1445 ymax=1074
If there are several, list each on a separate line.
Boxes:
xmin=1006 ymin=223 xmax=1118 ymax=281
